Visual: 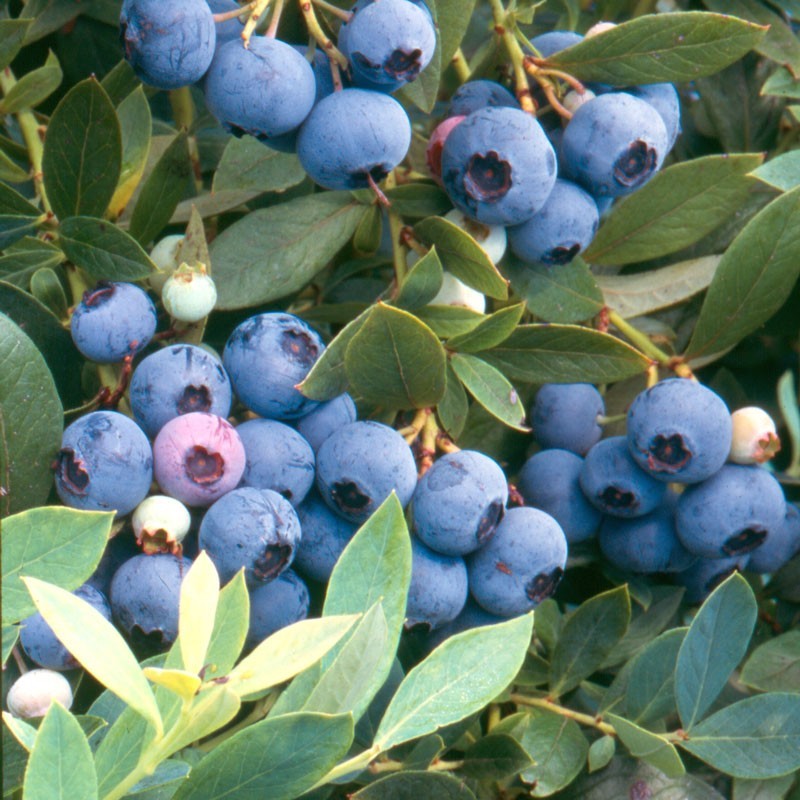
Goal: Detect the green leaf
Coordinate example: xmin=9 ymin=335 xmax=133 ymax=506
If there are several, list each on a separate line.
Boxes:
xmin=395 ymin=248 xmax=444 ymax=310
xmin=0 ymin=50 xmax=61 ymax=114
xmin=92 ymin=706 xmax=155 ymax=797
xmin=374 ymin=613 xmax=533 ymax=750
xmin=624 ymin=628 xmax=687 ymax=725
xmin=437 ymin=362 xmax=469 ymax=439
xmin=750 ymin=151 xmax=800 ymax=192
xmin=128 ymin=132 xmax=192 ymax=246
xmin=172 ymin=712 xmax=354 ymax=800
xmin=212 ymin=135 xmax=306 ymax=193
xmin=588 ymin=735 xmax=616 ymax=772
xmin=0 ymin=148 xmax=29 ymax=183
xmin=732 ymin=775 xmax=795 ymax=800
xmin=2 ymin=623 xmax=19 ymax=665
xmin=414 ymin=216 xmax=508 ymax=299
xmin=547 ymin=12 xmax=767 ymax=85
xmin=0 ymin=314 xmax=63 ymax=517
xmin=177 ymin=552 xmax=220 ymax=676
xmin=0 ymin=214 xmax=40 ymax=250
xmin=401 ymin=734 xmax=446 ymax=770
xmin=23 ymin=703 xmax=97 ymax=800
xmin=607 ymin=714 xmax=685 ymax=779
xmin=58 ymin=216 xmax=156 ymax=281
xmin=227 ymin=614 xmax=359 ymax=698
xmin=345 ymin=303 xmax=447 ymax=408
xmin=384 ymin=184 xmax=452 ymax=218
xmin=353 ymin=204 xmax=383 ymax=254
xmin=459 ymin=733 xmax=534 ymax=780
xmin=597 ymin=256 xmax=721 ymax=320
xmin=484 ymin=324 xmax=651 ymax=384
xmin=22 ymin=577 xmax=163 ymax=736
xmin=448 ymin=304 xmax=525 ymax=352
xmin=741 ymin=630 xmax=800 ymax=693
xmin=686 ymin=186 xmax=800 ymax=359
xmin=2 ymin=507 xmax=111 ymax=623
xmin=30 ymin=267 xmax=68 ymax=319
xmin=0 ymin=20 xmax=32 ymax=70
xmin=762 ymin=66 xmax=800 ymax=98
xmin=549 ymin=586 xmax=631 ymax=696
xmin=210 ymin=192 xmax=367 ymax=309
xmin=450 ymin=353 xmax=528 ymax=431
xmin=203 ymin=570 xmax=250 ymax=680
xmin=0 ymin=182 xmax=40 ymax=217
xmin=397 ymin=0 xmax=442 ymax=113
xmin=504 ymin=255 xmax=604 ymax=324
xmin=351 ymin=771 xmax=477 ymax=799
xmin=415 ymin=304 xmax=484 ymax=338
xmin=299 ymin=310 xmax=371 ymax=401
xmin=126 ymin=759 xmax=190 ymax=799
xmin=584 ymin=155 xmax=764 ymax=266
xmin=680 ymin=693 xmax=800 ymax=779
xmin=109 ymin=86 xmax=152 ymax=218
xmin=675 ymin=572 xmax=757 ymax=730
xmin=0 ymin=237 xmax=65 ymax=288
xmin=494 ymin=709 xmax=588 ymax=796
xmin=100 ymin=59 xmax=140 ymax=106
xmin=42 ymin=78 xmax=121 ymax=221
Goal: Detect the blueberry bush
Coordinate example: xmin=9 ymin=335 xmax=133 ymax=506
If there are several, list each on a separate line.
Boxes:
xmin=2 ymin=0 xmax=800 ymax=798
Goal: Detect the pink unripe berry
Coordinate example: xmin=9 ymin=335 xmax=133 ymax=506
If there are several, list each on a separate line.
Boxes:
xmin=426 ymin=115 xmax=466 ymax=184
xmin=729 ymin=406 xmax=781 ymax=465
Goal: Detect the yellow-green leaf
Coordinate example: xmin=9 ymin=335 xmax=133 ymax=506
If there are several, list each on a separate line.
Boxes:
xmin=179 ymin=551 xmax=220 ymax=676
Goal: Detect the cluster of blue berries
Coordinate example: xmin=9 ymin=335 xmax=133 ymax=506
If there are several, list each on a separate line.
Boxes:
xmin=426 ymin=28 xmax=680 ymax=267
xmin=517 ymin=380 xmax=798 ymax=603
xmin=120 ymin=0 xmax=436 ymax=191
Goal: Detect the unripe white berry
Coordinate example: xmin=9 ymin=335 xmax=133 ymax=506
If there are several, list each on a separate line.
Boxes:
xmin=7 ymin=670 xmax=73 ymax=719
xmin=443 ymin=209 xmax=508 ymax=264
xmin=729 ymin=406 xmax=781 ymax=465
xmin=162 ymin=265 xmax=217 ymax=323
xmin=586 ymin=21 xmax=617 ymax=38
xmin=563 ymin=88 xmax=596 ymax=114
xmin=430 ymin=272 xmax=486 ymax=313
xmin=132 ymin=495 xmax=192 ymax=554
xmin=149 ymin=234 xmax=185 ymax=295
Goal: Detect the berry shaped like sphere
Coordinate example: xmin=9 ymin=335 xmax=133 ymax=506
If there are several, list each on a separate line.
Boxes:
xmin=205 ymin=0 xmax=244 ymax=48
xmin=162 ymin=266 xmax=217 ymax=323
xmin=297 ymin=89 xmax=412 ymax=191
xmin=70 ymin=281 xmax=157 ymax=363
xmin=426 ymin=116 xmax=466 ymax=185
xmin=130 ymin=343 xmax=232 ymax=437
xmin=153 ymin=412 xmax=246 ymax=507
xmin=528 ymin=30 xmax=584 ymax=57
xmin=562 ymin=92 xmax=669 ymax=198
xmin=429 ymin=272 xmax=486 ymax=312
xmin=246 ymin=570 xmax=310 ymax=649
xmin=149 ymin=234 xmax=184 ymax=295
xmin=412 ymin=450 xmax=509 ymax=556
xmin=204 ymin=38 xmax=316 ymax=144
xmin=6 ymin=670 xmax=73 ymax=719
xmin=508 ymin=179 xmax=600 ymax=266
xmin=120 ymin=0 xmax=216 ymax=90
xmin=316 ymin=421 xmax=417 ymax=523
xmin=748 ymin=502 xmax=800 ymax=573
xmin=468 ymin=506 xmax=568 ymax=617
xmin=294 ymin=490 xmax=358 ymax=582
xmin=626 ymin=378 xmax=732 ymax=484
xmin=531 ymin=382 xmax=604 ymax=455
xmin=729 ymin=406 xmax=781 ymax=465
xmin=626 ymin=83 xmax=681 ymax=152
xmin=340 ymin=0 xmax=436 ymax=92
xmin=132 ymin=495 xmax=192 ymax=555
xmin=55 ymin=411 xmax=153 ymax=517
xmin=223 ymin=312 xmax=324 ymax=420
xmin=198 ymin=487 xmax=302 ymax=586
xmin=441 ymin=106 xmax=557 ymax=226
xmin=675 ymin=553 xmax=749 ymax=604
xmin=447 ymin=80 xmax=520 ymax=116
xmin=406 ymin=537 xmax=468 ymax=630
xmin=295 ymin=393 xmax=357 ymax=453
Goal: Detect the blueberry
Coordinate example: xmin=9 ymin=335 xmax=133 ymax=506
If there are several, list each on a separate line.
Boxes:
xmin=198 ymin=487 xmax=302 ymax=586
xmin=295 ymin=393 xmax=357 ymax=453
xmin=223 ymin=312 xmax=325 ymax=420
xmin=6 ymin=669 xmax=73 ymax=719
xmin=517 ymin=449 xmax=601 ymax=544
xmin=441 ymin=106 xmax=557 ymax=225
xmin=204 ymin=38 xmax=316 ymax=143
xmin=675 ymin=464 xmax=787 ymax=559
xmin=20 ymin=584 xmax=112 ymax=671
xmin=206 ymin=0 xmax=244 ymax=48
xmin=294 ymin=489 xmax=357 ymax=582
xmin=412 ymin=450 xmax=508 ymax=556
xmin=508 ymin=179 xmax=599 ymax=265
xmin=528 ymin=30 xmax=583 ymax=57
xmin=297 ymin=89 xmax=411 ymax=191
xmin=316 ymin=421 xmax=417 ymax=523
xmin=132 ymin=495 xmax=192 ymax=555
xmin=340 ymin=0 xmax=436 ymax=92
xmin=626 ymin=378 xmax=732 ymax=484
xmin=447 ymin=80 xmax=520 ymax=116
xmin=468 ymin=506 xmax=567 ymax=616
xmin=149 ymin=234 xmax=184 ymax=295
xmin=70 ymin=281 xmax=157 ymax=363
xmin=748 ymin=502 xmax=800 ymax=573
xmin=246 ymin=569 xmax=310 ymax=649
xmin=130 ymin=344 xmax=233 ymax=438
xmin=675 ymin=554 xmax=749 ymax=604
xmin=86 ymin=533 xmax=141 ymax=598
xmin=237 ymin=419 xmax=316 ymax=506
xmin=562 ymin=93 xmax=669 ymax=197
xmin=626 ymin=83 xmax=681 ymax=152
xmin=531 ymin=383 xmax=604 ymax=455
xmin=406 ymin=537 xmax=468 ymax=630
xmin=110 ymin=553 xmax=192 ymax=652
xmin=599 ymin=492 xmax=695 ymax=574
xmin=153 ymin=412 xmax=246 ymax=507
xmin=120 ymin=0 xmax=216 ymax=90
xmin=55 ymin=411 xmax=153 ymax=517
xmin=580 ymin=436 xmax=666 ymax=518
xmin=424 ymin=597 xmax=505 ymax=653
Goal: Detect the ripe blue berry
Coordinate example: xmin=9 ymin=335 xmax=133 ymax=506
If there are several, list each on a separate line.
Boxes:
xmin=70 ymin=281 xmax=157 ymax=363
xmin=55 ymin=411 xmax=153 ymax=517
xmin=528 ymin=30 xmax=583 ymax=57
xmin=626 ymin=83 xmax=681 ymax=152
xmin=531 ymin=383 xmax=604 ymax=455
xmin=447 ymin=80 xmax=520 ymax=116
xmin=424 ymin=597 xmax=506 ymax=653
xmin=246 ymin=570 xmax=310 ymax=649
xmin=206 ymin=0 xmax=244 ymax=48
xmin=748 ymin=502 xmax=800 ymax=573
xmin=295 ymin=393 xmax=357 ymax=453
xmin=294 ymin=490 xmax=357 ymax=582
xmin=675 ymin=554 xmax=749 ymax=604
xmin=406 ymin=537 xmax=468 ymax=630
